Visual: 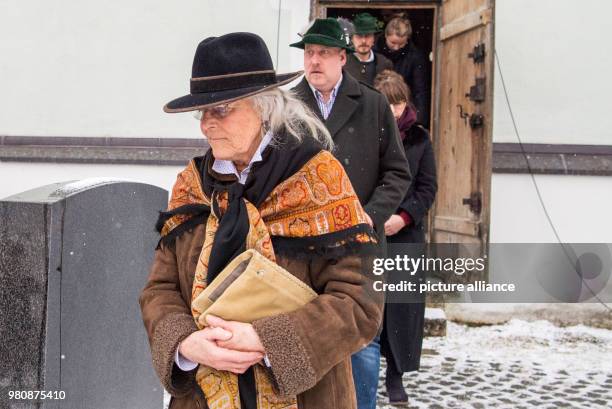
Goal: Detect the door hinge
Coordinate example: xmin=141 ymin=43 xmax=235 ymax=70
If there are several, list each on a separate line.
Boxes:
xmin=469 ymin=114 xmax=484 ymax=129
xmin=462 ymin=192 xmax=482 ymax=215
xmin=466 ymin=77 xmax=486 ymax=102
xmin=468 ymin=43 xmax=486 ymax=63
xmin=457 ymin=105 xmax=485 ymax=129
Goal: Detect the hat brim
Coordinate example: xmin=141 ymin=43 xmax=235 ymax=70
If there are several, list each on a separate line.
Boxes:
xmin=290 ymin=34 xmax=355 ymax=53
xmin=163 ymin=71 xmax=303 ymax=113
xmin=353 ymin=29 xmax=381 ymax=35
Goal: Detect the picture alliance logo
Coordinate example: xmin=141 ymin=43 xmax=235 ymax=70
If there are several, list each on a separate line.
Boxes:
xmin=376 ymin=244 xmax=612 ymax=304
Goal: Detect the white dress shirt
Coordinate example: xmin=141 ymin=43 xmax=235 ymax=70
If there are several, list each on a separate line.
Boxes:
xmin=308 ymin=74 xmax=343 ymax=120
xmin=210 ymin=130 xmax=274 ymax=183
xmin=354 ymin=50 xmax=375 ymax=63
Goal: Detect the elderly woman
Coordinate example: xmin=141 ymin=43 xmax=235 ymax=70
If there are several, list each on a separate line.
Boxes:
xmin=374 ymin=70 xmax=437 ymax=406
xmin=139 ymin=33 xmax=383 ymax=409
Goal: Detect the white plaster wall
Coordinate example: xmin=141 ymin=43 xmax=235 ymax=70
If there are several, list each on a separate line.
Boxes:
xmin=2 ymin=0 xmax=610 ymax=144
xmin=2 ymin=164 xmax=611 ymax=244
xmin=0 ymin=0 xmax=310 ymax=139
xmin=490 ymin=173 xmax=612 ymax=243
xmin=1 ymin=1 xmax=611 ymax=244
xmin=0 ymin=162 xmax=183 ymax=200
xmin=493 ymin=0 xmax=612 ymax=145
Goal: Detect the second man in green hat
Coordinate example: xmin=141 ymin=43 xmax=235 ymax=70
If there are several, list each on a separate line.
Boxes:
xmin=344 ymin=13 xmax=394 ymax=86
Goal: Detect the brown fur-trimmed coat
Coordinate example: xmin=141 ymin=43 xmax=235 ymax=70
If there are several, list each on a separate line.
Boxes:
xmin=139 ymin=222 xmax=384 ymax=409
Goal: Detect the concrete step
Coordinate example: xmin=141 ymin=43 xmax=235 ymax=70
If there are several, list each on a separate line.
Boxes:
xmin=424 ymin=307 xmax=447 ymax=337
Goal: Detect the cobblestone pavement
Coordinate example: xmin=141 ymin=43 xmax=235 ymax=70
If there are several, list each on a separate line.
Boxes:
xmin=376 ymin=320 xmax=612 ymax=408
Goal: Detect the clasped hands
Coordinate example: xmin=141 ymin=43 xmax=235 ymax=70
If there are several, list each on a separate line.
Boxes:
xmin=179 ymin=314 xmax=265 ymax=374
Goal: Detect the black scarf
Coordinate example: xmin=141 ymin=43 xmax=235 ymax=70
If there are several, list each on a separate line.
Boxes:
xmin=157 ymin=132 xmax=376 ymax=282
xmin=200 ymin=133 xmax=323 ymax=284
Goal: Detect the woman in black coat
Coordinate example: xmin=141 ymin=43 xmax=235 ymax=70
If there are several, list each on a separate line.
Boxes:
xmin=374 ymin=70 xmax=437 ymax=405
xmin=375 ymin=17 xmax=430 ymax=128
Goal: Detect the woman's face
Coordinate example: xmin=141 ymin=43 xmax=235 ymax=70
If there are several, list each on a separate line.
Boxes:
xmin=390 ymin=101 xmax=407 ymax=120
xmin=199 ymin=98 xmax=263 ymax=167
xmin=385 ymin=34 xmax=408 ymax=51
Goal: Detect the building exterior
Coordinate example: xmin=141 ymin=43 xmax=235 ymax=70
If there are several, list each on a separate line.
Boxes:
xmin=1 ymin=0 xmax=611 ymax=243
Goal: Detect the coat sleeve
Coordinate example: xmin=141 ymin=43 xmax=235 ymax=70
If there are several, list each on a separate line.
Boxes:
xmin=362 ymin=95 xmax=412 ymax=230
xmin=409 ymin=50 xmax=430 ymax=126
xmin=251 ymin=255 xmax=383 ymax=396
xmin=398 ymin=136 xmax=438 ymax=225
xmin=139 ymin=244 xmax=199 ymax=397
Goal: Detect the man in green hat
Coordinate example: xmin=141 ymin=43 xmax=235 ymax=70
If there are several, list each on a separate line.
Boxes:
xmin=344 ymin=13 xmax=393 ymax=86
xmin=291 ymin=18 xmax=411 ymax=409
xmin=290 ymin=18 xmax=355 ymax=112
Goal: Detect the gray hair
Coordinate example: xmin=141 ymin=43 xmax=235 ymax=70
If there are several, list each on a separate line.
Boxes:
xmin=250 ymin=88 xmax=334 ymax=151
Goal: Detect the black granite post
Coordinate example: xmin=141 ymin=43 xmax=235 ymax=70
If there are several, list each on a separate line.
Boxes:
xmin=0 ymin=180 xmax=167 ymax=409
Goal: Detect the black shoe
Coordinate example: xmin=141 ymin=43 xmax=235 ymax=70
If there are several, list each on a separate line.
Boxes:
xmin=385 ymin=369 xmax=409 ymax=406
xmin=387 ymin=386 xmax=409 ymax=406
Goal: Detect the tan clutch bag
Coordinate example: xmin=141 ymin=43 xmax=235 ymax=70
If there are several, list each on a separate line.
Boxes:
xmin=192 ymin=249 xmax=317 ymax=327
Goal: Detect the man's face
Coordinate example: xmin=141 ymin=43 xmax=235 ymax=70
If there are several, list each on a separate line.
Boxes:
xmin=352 ymin=33 xmax=375 ymax=56
xmin=385 ymin=34 xmax=408 ymax=51
xmin=304 ymin=44 xmax=346 ymax=93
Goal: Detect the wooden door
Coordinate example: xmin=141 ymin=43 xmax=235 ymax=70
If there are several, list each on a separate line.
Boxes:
xmin=430 ymin=0 xmax=494 ymax=281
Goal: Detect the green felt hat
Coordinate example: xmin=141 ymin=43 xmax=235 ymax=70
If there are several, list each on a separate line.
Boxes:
xmin=290 ymin=18 xmax=355 ymax=52
xmin=352 ymin=13 xmax=381 ymax=35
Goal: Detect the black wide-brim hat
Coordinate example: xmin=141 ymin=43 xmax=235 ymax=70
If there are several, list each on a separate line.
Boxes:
xmin=164 ymin=32 xmax=302 ymax=113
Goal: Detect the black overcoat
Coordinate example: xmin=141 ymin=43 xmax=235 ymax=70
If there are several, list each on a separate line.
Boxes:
xmin=375 ymin=37 xmax=430 ymax=127
xmin=381 ymin=123 xmax=437 ymax=373
xmin=293 ymin=73 xmax=411 ymax=252
xmin=344 ymin=52 xmax=393 ymax=86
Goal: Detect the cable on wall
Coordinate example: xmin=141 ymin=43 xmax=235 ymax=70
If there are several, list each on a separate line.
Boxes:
xmin=275 ymin=0 xmax=282 ymax=69
xmin=494 ymin=50 xmax=611 ymax=312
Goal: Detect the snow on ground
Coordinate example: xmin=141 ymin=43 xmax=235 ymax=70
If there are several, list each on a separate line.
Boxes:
xmin=378 ymin=319 xmax=612 ymax=408
xmin=426 ymin=319 xmax=612 ymax=374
